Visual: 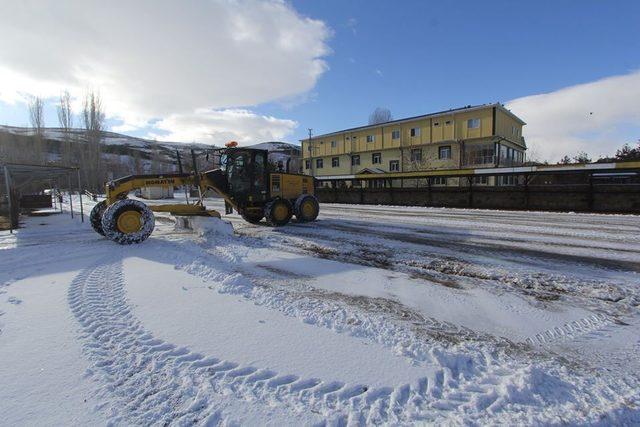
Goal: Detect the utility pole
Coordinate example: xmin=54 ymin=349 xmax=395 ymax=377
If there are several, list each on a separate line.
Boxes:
xmin=307 ymin=128 xmax=313 ymax=177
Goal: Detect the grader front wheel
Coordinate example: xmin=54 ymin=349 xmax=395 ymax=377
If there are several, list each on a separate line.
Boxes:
xmin=101 ymin=199 xmax=155 ymax=244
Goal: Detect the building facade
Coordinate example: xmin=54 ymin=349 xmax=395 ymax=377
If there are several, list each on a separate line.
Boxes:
xmin=301 ymin=104 xmax=526 ymax=184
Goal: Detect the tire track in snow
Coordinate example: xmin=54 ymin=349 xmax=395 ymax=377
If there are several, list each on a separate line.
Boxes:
xmin=525 ymin=313 xmax=616 ymax=346
xmin=69 ymin=256 xmax=501 ymax=424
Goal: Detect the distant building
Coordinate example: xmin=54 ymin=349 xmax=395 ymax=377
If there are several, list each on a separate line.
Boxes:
xmin=301 ymin=103 xmax=526 ymax=185
xmin=140 ymin=186 xmax=174 ymax=199
xmin=248 ymin=142 xmax=302 ymax=173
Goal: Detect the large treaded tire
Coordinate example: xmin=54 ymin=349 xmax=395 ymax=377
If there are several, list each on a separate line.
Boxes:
xmin=264 ymin=198 xmax=292 ymax=226
xmin=90 ymin=200 xmax=108 ymax=236
xmin=101 ymin=199 xmax=155 ymax=245
xmin=294 ymin=194 xmax=320 ymax=223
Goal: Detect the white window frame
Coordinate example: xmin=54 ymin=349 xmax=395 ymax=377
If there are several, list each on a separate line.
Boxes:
xmin=331 ymin=157 xmax=339 ymax=168
xmin=366 ymin=135 xmax=375 ymax=143
xmin=391 ymin=129 xmax=400 ymax=140
xmin=410 ymin=148 xmax=422 ymax=162
xmin=467 ymin=118 xmax=480 ymax=129
xmin=410 ymin=127 xmax=420 ymax=137
xmin=372 ymin=152 xmax=382 ymax=164
xmin=316 ymin=158 xmax=323 ymax=169
xmin=351 ymin=155 xmax=360 ymax=166
xmin=331 ymin=140 xmax=336 ymax=148
xmin=389 ymin=160 xmax=399 ymax=172
xmin=305 ymin=159 xmax=311 ymax=169
xmin=438 ymin=145 xmax=452 ymax=160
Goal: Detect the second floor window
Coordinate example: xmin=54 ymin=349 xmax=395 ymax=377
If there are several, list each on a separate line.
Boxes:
xmin=332 ymin=157 xmax=339 ymax=167
xmin=366 ymin=135 xmax=375 ymax=143
xmin=391 ymin=130 xmax=400 ymax=140
xmin=467 ymin=118 xmax=480 ymax=129
xmin=331 ymin=140 xmax=336 ymax=148
xmin=439 ymin=146 xmax=452 ymax=160
xmin=372 ymin=152 xmax=382 ymax=164
xmin=389 ymin=160 xmax=399 ymax=172
xmin=410 ymin=148 xmax=422 ymax=162
xmin=410 ymin=127 xmax=420 ymax=137
xmin=351 ymin=155 xmax=360 ymax=166
xmin=305 ymin=159 xmax=311 ymax=169
xmin=316 ymin=158 xmax=323 ymax=169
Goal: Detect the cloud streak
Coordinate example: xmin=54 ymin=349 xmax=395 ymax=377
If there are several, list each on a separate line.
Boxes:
xmin=0 ymin=0 xmax=331 ymax=144
xmin=506 ymin=70 xmax=640 ymax=162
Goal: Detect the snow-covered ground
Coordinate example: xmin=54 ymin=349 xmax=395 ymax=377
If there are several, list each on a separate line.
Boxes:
xmin=1 ymin=197 xmax=639 ymax=425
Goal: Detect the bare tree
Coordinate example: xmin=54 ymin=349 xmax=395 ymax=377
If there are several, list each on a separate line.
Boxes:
xmin=57 ymin=90 xmax=73 ymax=166
xmin=82 ymin=91 xmax=106 ymax=190
xmin=28 ymin=96 xmax=46 ymax=163
xmin=29 ymin=96 xmax=45 ymax=136
xmin=368 ymin=107 xmax=392 ymax=125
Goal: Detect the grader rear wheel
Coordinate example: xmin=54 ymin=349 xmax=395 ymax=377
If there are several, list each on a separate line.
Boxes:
xmin=101 ymin=199 xmax=155 ymax=244
xmin=294 ymin=194 xmax=319 ymax=222
xmin=90 ymin=200 xmax=108 ymax=236
xmin=264 ymin=198 xmax=292 ymax=226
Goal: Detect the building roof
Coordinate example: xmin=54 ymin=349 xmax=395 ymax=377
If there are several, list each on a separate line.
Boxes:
xmin=301 ymin=103 xmax=526 ymax=142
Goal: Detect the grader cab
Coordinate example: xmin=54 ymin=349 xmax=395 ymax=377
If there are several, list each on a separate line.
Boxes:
xmin=90 ymin=147 xmax=319 ymax=244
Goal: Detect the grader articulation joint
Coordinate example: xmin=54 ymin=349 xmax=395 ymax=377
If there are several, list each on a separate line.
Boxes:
xmin=90 ymin=147 xmax=318 ymax=244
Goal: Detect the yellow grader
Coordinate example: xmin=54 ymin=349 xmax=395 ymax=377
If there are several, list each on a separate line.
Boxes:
xmin=90 ymin=147 xmax=319 ymax=244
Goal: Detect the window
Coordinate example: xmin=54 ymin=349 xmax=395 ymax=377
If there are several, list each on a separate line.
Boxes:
xmin=351 ymin=155 xmax=360 ymax=166
xmin=410 ymin=127 xmax=420 ymax=137
xmin=410 ymin=148 xmax=422 ymax=162
xmin=433 ymin=121 xmax=440 ymax=127
xmin=472 ymin=176 xmax=488 ymax=185
xmin=305 ymin=159 xmax=311 ymax=169
xmin=389 ymin=160 xmax=399 ymax=172
xmin=331 ymin=140 xmax=336 ymax=148
xmin=445 ymin=120 xmax=452 ymax=125
xmin=366 ymin=135 xmax=375 ymax=143
xmin=391 ymin=130 xmax=400 ymax=140
xmin=316 ymin=158 xmax=323 ymax=169
xmin=467 ymin=118 xmax=480 ymax=129
xmin=432 ymin=177 xmax=447 ymax=186
xmin=512 ymin=126 xmax=517 ymax=136
xmin=438 ymin=146 xmax=452 ymax=160
xmin=332 ymin=157 xmax=339 ymax=167
xmin=372 ymin=152 xmax=382 ymax=164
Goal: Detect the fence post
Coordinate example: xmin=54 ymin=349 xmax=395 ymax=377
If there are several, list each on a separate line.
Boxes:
xmin=587 ymin=172 xmax=594 ymax=211
xmin=4 ymin=165 xmax=13 ymax=234
xmin=524 ymin=174 xmax=531 ymax=210
xmin=77 ymin=168 xmax=84 ymax=222
xmin=68 ymin=176 xmax=74 ymax=218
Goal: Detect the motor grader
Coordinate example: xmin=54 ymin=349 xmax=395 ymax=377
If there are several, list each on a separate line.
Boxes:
xmin=90 ymin=147 xmax=319 ymax=244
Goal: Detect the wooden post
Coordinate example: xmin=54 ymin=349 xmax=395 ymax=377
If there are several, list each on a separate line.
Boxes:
xmin=468 ymin=176 xmax=474 ymax=208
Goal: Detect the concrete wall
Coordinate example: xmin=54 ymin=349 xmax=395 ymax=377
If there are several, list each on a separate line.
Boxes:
xmin=316 ymin=184 xmax=640 ymax=214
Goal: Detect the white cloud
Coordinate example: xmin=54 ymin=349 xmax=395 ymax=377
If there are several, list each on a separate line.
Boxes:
xmin=506 ymin=70 xmax=640 ymax=162
xmin=148 ymin=109 xmax=297 ymax=145
xmin=0 ymin=0 xmax=330 ymax=143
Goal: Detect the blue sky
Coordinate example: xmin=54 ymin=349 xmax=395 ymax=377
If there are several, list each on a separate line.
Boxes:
xmin=276 ymin=0 xmax=640 ymax=141
xmin=1 ymin=0 xmax=639 ymax=161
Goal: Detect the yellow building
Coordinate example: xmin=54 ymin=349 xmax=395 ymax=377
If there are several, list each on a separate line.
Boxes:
xmin=301 ymin=104 xmax=526 ymax=183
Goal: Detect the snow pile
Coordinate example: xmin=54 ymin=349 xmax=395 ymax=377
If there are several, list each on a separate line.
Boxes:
xmin=172 ymin=215 xmax=234 ymax=238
